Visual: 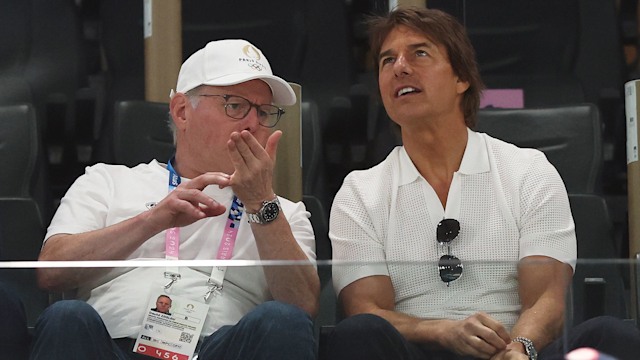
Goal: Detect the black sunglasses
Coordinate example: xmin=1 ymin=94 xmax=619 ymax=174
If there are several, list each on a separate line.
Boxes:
xmin=436 ymin=218 xmax=463 ymax=286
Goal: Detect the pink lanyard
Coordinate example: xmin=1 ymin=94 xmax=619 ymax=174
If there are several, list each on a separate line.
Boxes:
xmin=163 ymin=159 xmax=182 ymax=288
xmin=164 ymin=159 xmax=245 ymax=298
xmin=206 ymin=196 xmax=244 ymax=301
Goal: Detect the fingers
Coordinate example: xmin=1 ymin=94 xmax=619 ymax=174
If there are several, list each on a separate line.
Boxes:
xmin=459 ymin=335 xmax=502 ymax=359
xmin=182 ymin=172 xmax=231 ymax=191
xmin=451 ymin=313 xmax=509 ymax=359
xmin=227 ymin=135 xmax=248 ymax=173
xmin=225 ymin=130 xmax=276 ymax=206
xmin=148 ymin=175 xmax=231 ymax=230
xmin=474 ymin=313 xmax=511 ymax=346
xmin=177 ymin=173 xmax=233 ymax=216
xmin=228 ymin=131 xmax=262 ymax=167
xmin=227 ymin=130 xmax=281 ymax=168
xmin=491 ymin=349 xmax=529 ymax=360
xmin=175 ymin=174 xmax=230 ymax=217
xmin=265 ymin=130 xmax=282 ymax=161
xmin=168 ymin=188 xmax=226 ymax=218
xmin=176 ymin=188 xmax=227 ymax=217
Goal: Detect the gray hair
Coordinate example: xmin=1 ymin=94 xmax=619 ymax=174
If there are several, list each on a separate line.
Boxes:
xmin=167 ymin=86 xmax=203 ymax=145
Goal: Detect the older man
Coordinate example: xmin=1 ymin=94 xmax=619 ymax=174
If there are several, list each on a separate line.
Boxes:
xmin=31 ymin=39 xmax=319 ymax=360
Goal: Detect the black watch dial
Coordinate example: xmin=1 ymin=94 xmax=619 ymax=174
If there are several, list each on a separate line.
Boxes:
xmin=262 ymin=202 xmax=280 ymax=222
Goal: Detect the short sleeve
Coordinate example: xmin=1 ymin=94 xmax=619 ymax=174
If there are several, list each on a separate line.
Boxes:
xmin=329 ymin=172 xmax=389 ymax=296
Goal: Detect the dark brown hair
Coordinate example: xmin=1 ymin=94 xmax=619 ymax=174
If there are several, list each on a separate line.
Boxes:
xmin=368 ymin=6 xmax=484 ymax=128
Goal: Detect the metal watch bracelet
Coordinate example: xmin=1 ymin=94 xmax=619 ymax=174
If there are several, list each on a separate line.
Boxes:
xmin=512 ymin=337 xmax=537 ymax=360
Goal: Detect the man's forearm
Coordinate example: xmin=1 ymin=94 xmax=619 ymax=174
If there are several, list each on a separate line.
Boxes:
xmin=510 ymin=295 xmax=566 ymax=352
xmin=37 ymin=210 xmax=164 ymax=291
xmin=251 ymin=215 xmax=320 ymax=316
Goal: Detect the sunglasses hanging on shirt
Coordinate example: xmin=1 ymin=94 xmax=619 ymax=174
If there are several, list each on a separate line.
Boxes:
xmin=436 ymin=218 xmax=463 ymax=286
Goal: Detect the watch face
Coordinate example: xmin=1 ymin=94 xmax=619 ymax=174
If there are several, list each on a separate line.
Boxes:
xmin=262 ymin=202 xmax=280 ymax=222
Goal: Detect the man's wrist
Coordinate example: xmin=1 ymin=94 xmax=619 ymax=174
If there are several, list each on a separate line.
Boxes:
xmin=243 ymin=193 xmax=276 ymax=213
xmin=246 ymin=196 xmax=280 ymax=224
xmin=512 ymin=337 xmax=537 ymax=360
xmin=506 ymin=340 xmax=526 ymax=354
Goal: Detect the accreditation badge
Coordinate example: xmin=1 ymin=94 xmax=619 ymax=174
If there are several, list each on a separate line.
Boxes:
xmin=134 ymin=288 xmax=208 ymax=360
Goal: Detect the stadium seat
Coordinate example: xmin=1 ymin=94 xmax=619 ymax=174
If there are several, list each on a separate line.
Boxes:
xmin=475 ymin=104 xmax=603 ymax=194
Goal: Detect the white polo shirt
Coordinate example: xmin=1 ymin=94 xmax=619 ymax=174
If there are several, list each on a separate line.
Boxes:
xmin=45 ymin=160 xmax=316 ymax=338
xmin=330 ymin=128 xmax=576 ymax=330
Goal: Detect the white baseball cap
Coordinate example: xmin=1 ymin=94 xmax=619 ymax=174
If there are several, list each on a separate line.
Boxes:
xmin=170 ymin=39 xmax=296 ymax=106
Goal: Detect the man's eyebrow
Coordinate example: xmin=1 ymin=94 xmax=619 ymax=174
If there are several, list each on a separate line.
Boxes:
xmin=378 ymin=49 xmax=394 ymax=61
xmin=408 ymin=41 xmax=433 ymax=51
xmin=378 ymin=42 xmax=433 ymax=62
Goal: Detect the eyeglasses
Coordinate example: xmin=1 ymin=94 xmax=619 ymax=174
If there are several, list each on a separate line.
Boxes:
xmin=196 ymin=94 xmax=286 ymax=128
xmin=436 ymin=218 xmax=463 ymax=286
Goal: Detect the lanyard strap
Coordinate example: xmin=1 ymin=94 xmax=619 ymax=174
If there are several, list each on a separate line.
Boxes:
xmin=163 ymin=158 xmax=245 ymax=299
xmin=164 ymin=159 xmax=182 ymax=287
xmin=217 ymin=196 xmax=244 ymax=260
xmin=165 ymin=159 xmax=181 ymax=259
xmin=205 ymin=196 xmax=244 ymax=301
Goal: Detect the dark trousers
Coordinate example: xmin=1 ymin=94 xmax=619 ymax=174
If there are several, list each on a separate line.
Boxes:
xmin=326 ymin=313 xmax=640 ymax=360
xmin=0 ymin=282 xmax=30 ymax=360
xmin=30 ymin=300 xmax=316 ymax=360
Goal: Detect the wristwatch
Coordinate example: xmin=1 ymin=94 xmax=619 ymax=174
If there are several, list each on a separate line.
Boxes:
xmin=512 ymin=337 xmax=537 ymax=360
xmin=246 ymin=197 xmax=281 ymax=224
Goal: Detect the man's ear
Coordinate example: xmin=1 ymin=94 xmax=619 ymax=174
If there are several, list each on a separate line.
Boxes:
xmin=456 ymin=78 xmax=470 ymax=94
xmin=170 ymin=93 xmax=189 ymax=131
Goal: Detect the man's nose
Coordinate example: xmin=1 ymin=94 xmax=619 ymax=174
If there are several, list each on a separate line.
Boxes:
xmin=393 ymin=53 xmax=412 ymax=77
xmin=243 ymin=105 xmax=262 ymax=131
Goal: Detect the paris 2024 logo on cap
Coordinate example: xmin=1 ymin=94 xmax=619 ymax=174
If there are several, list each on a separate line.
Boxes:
xmin=239 ymin=44 xmax=266 ymax=72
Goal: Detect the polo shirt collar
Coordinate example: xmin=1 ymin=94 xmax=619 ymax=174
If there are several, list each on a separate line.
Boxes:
xmin=398 ymin=128 xmax=490 ymax=186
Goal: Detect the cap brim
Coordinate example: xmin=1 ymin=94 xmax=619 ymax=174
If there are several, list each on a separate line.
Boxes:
xmin=201 ymin=73 xmax=296 ymax=106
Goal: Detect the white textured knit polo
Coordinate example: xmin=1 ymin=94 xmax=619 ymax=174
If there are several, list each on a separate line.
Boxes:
xmin=330 ymin=128 xmax=577 ymax=330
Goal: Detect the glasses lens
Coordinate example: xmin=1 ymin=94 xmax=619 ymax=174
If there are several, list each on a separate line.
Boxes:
xmin=224 ymin=96 xmax=251 ymax=119
xmin=437 ymin=218 xmax=460 ymax=244
xmin=257 ymin=105 xmax=283 ymax=128
xmin=438 ymin=254 xmax=463 ymax=283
